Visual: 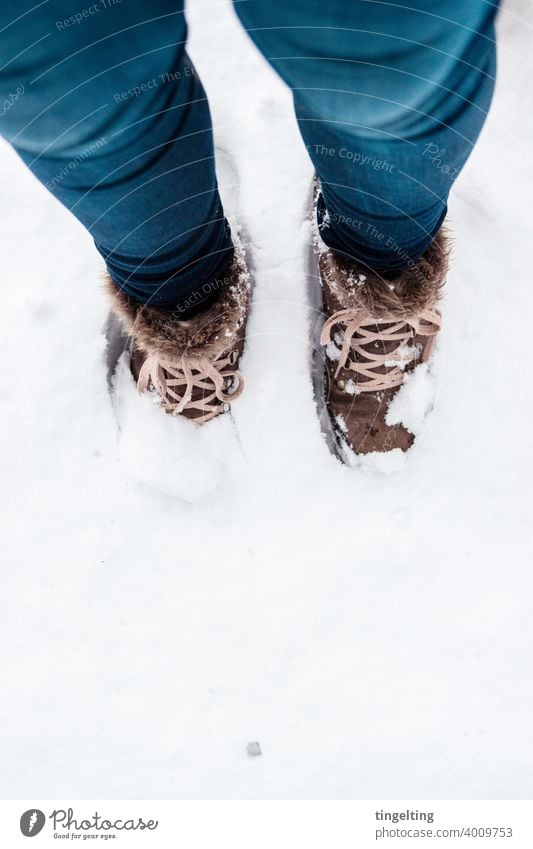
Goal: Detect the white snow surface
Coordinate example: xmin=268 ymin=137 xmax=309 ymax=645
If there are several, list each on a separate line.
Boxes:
xmin=113 ymin=354 xmax=239 ymax=502
xmin=1 ymin=0 xmax=533 ymax=799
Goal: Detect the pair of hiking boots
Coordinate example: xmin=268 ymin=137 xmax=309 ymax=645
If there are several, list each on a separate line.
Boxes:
xmin=107 ymin=222 xmax=448 ymax=460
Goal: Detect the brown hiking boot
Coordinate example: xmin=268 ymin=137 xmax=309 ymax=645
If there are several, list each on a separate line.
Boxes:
xmin=105 ymin=249 xmax=251 ymax=423
xmin=317 ymin=231 xmax=448 ymax=456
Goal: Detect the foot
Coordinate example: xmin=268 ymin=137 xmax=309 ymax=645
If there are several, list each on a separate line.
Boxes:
xmin=106 ymin=249 xmax=251 ymax=424
xmin=317 ymin=231 xmax=448 ymax=456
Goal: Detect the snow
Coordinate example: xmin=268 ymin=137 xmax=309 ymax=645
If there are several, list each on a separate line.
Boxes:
xmin=346 ymin=270 xmax=368 ymax=288
xmin=1 ymin=0 xmax=533 ymax=800
xmin=347 ymin=445 xmax=408 ymax=475
xmin=386 ymin=362 xmax=436 ymax=435
xmin=326 ymin=341 xmax=341 ymax=362
xmin=384 ymin=342 xmax=419 ymax=370
xmin=113 ymin=353 xmax=238 ymax=502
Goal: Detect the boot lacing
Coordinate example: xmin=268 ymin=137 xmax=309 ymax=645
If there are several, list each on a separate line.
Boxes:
xmin=320 ymin=306 xmax=441 ymax=392
xmin=137 ymin=349 xmax=244 ymax=423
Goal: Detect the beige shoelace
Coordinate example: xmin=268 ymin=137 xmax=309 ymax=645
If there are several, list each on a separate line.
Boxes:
xmin=137 ymin=350 xmax=244 ymax=423
xmin=320 ymin=306 xmax=441 ymax=392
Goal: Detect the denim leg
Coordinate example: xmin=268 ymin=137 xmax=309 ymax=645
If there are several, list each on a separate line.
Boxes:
xmin=234 ymin=0 xmax=499 ymax=271
xmin=0 ymin=0 xmax=233 ymax=307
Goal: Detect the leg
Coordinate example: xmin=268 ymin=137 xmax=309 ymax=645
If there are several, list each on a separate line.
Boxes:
xmin=0 ymin=0 xmax=233 ymax=309
xmin=234 ymin=0 xmax=499 ymax=456
xmin=234 ymin=0 xmax=499 ymax=269
xmin=1 ymin=0 xmax=250 ymax=429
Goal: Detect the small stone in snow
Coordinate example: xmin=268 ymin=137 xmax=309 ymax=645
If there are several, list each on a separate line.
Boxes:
xmin=246 ymin=741 xmax=262 ymax=758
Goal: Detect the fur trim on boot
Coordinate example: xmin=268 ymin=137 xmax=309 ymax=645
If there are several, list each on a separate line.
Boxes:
xmin=104 ymin=252 xmax=250 ymax=359
xmin=318 ymin=228 xmax=450 ymax=320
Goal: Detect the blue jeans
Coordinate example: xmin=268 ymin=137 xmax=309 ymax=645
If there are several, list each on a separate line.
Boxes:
xmin=0 ymin=0 xmax=498 ymax=309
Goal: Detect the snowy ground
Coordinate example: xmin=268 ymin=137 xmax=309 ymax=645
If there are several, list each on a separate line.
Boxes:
xmin=1 ymin=0 xmax=533 ymax=800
